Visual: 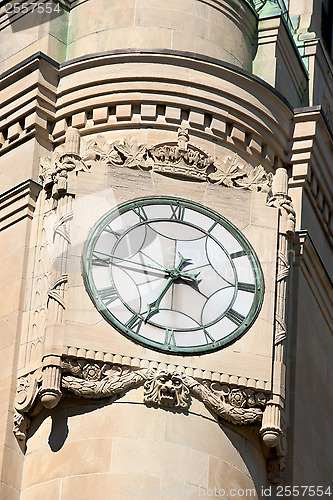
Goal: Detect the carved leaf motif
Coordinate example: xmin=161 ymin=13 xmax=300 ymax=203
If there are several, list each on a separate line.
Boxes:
xmin=84 ymin=137 xmax=123 ymax=165
xmin=62 ymin=369 xmax=146 ymax=399
xmin=114 ymin=137 xmax=147 ymax=169
xmin=235 ymin=165 xmax=272 ymax=191
xmin=208 ymin=155 xmax=246 ymax=186
xmin=208 ymin=155 xmax=272 ymax=192
xmin=186 ymin=377 xmax=263 ymax=425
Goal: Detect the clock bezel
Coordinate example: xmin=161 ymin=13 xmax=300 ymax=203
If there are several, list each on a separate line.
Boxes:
xmin=83 ymin=196 xmax=265 ymax=355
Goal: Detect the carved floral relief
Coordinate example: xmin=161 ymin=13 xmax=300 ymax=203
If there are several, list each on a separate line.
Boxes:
xmin=14 ymin=359 xmax=268 ymax=442
xmin=78 ymin=127 xmax=273 ymax=192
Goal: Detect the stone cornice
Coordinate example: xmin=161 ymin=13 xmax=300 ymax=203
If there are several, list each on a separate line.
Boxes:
xmin=0 ymin=50 xmax=294 ymax=169
xmin=0 ymin=50 xmax=294 ymax=110
xmin=0 ymin=179 xmax=41 ymax=230
xmin=289 ymin=108 xmax=333 ymax=246
xmin=0 ymin=53 xmax=57 ymax=156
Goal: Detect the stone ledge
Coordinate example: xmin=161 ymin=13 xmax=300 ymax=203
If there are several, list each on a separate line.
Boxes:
xmin=0 ymin=180 xmax=42 ymax=231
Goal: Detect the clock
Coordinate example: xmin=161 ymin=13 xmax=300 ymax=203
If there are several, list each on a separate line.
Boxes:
xmin=83 ymin=197 xmax=264 ymax=354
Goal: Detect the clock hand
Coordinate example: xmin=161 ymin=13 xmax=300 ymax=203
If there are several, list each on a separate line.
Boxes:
xmin=169 ymin=267 xmax=200 ymax=284
xmin=107 ymin=252 xmax=198 ymax=281
xmin=144 ymin=277 xmax=174 ymax=321
xmin=110 ymin=255 xmax=168 ymax=273
xmin=144 ymin=253 xmax=201 ymax=321
xmin=111 ymin=253 xmax=199 ymax=282
xmin=168 ymin=253 xmax=200 ymax=285
xmin=113 ymin=262 xmax=166 ymax=279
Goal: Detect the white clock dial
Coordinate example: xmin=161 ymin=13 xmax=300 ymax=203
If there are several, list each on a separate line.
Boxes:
xmin=83 ymin=197 xmax=264 ymax=354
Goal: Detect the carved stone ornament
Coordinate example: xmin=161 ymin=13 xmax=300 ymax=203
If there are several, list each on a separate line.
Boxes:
xmin=14 ymin=360 xmax=267 ymax=440
xmin=144 ymin=370 xmax=190 ymax=409
xmin=40 ymin=127 xmax=89 ymax=200
xmin=14 ymin=358 xmax=287 ymax=483
xmin=267 ymin=194 xmax=296 ymax=238
xmin=80 ymin=127 xmax=273 ymax=192
xmin=13 ymin=369 xmax=43 ymax=441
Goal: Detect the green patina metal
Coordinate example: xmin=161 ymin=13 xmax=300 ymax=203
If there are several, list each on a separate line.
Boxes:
xmin=83 ymin=197 xmax=265 ymax=355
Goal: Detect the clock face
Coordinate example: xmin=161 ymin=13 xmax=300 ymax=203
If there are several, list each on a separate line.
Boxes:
xmin=83 ymin=197 xmax=264 ymax=354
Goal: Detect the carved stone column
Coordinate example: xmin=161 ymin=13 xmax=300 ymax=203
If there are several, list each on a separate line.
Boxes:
xmin=39 ymin=356 xmax=63 ymax=409
xmin=260 ymin=164 xmax=295 ymax=480
xmin=41 ymin=127 xmax=84 ymax=409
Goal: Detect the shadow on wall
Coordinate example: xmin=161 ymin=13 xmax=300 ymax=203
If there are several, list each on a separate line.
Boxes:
xmin=4 ymin=2 xmax=66 ymax=32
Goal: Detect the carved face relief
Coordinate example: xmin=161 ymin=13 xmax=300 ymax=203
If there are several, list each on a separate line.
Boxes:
xmin=144 ymin=370 xmax=190 ymax=410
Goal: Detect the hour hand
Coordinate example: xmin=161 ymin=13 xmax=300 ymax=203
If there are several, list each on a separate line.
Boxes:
xmin=168 ymin=254 xmax=201 ymax=285
xmin=143 ymin=300 xmax=160 ymax=322
xmin=143 ymin=271 xmax=176 ymax=321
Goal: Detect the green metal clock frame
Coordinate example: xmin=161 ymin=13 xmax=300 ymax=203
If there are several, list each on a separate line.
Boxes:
xmin=83 ymin=196 xmax=264 ymax=354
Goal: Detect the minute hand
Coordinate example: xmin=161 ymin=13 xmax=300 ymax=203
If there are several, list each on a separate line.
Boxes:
xmin=110 ymin=255 xmax=167 ymax=273
xmin=144 ymin=254 xmax=200 ymax=321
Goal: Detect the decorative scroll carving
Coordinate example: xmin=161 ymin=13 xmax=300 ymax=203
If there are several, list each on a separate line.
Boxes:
xmin=40 ymin=127 xmax=89 ymax=199
xmin=186 ymin=378 xmax=264 ymax=425
xmin=13 ymin=409 xmax=30 ymax=442
xmin=144 ymin=370 xmax=190 ymax=409
xmin=267 ymin=195 xmax=296 ymax=238
xmin=14 ymin=370 xmax=42 ymax=413
xmin=13 ymin=369 xmax=42 ymax=442
xmin=59 ymin=361 xmax=265 ymax=425
xmin=80 ymin=128 xmax=273 ymax=192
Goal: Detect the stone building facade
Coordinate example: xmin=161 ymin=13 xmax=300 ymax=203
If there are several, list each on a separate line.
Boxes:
xmin=0 ymin=0 xmax=332 ymax=498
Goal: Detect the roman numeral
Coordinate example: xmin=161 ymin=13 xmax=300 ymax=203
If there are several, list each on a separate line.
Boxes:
xmin=164 ymin=328 xmax=176 ymax=346
xmin=92 ymin=251 xmax=111 ymax=267
xmin=98 ymin=286 xmax=118 ymax=305
xmin=238 ymin=282 xmax=255 ymax=293
xmin=225 ymin=308 xmax=245 ymax=326
xmin=230 ymin=250 xmax=247 ymax=259
xmin=132 ymin=206 xmax=148 ymax=222
xmin=125 ymin=315 xmax=143 ymax=334
xmin=203 ymin=329 xmax=215 ymax=344
xmin=170 ymin=204 xmax=185 ymax=221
